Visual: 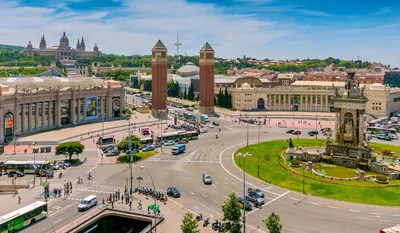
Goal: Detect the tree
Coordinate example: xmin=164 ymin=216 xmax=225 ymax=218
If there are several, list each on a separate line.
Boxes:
xmin=180 ymin=212 xmax=200 ymax=233
xmin=184 ymin=88 xmax=187 ymax=99
xmin=264 ymin=212 xmax=282 ymax=233
xmin=55 ymin=141 xmax=85 ymax=162
xmin=222 ymin=192 xmax=242 ymax=233
xmin=116 ymin=134 xmax=140 ymax=151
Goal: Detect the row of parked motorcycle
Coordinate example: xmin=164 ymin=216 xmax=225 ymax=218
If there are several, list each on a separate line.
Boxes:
xmin=195 ymin=213 xmax=225 ymax=232
xmin=134 ymin=187 xmax=167 ymax=202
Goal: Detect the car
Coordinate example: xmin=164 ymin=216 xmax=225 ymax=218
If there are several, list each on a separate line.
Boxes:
xmin=200 ymin=128 xmax=208 ymax=133
xmin=187 ymin=107 xmax=194 ymax=111
xmin=208 ymin=124 xmax=214 ymax=128
xmin=167 ymin=187 xmax=181 ymax=198
xmin=8 ymin=171 xmax=25 ymax=177
xmin=153 ymin=143 xmax=161 ymax=148
xmin=286 ymin=129 xmax=295 ymax=134
xmin=247 ymin=187 xmax=264 ymax=198
xmin=164 ymin=140 xmax=175 ymax=146
xmin=36 ymin=170 xmax=54 ymax=178
xmin=55 ymin=161 xmax=71 ymax=168
xmin=292 ymin=130 xmax=301 ymax=135
xmin=202 ymin=173 xmax=212 ymax=184
xmin=212 ymin=122 xmax=220 ymax=126
xmin=142 ymin=145 xmax=155 ymax=152
xmin=245 ymin=192 xmax=264 ymax=205
xmin=181 ymin=138 xmax=189 ymax=144
xmin=377 ymin=134 xmax=392 ymax=141
xmin=213 ymin=113 xmax=220 ymax=118
xmin=237 ymin=197 xmax=252 ymax=210
xmin=308 ymin=130 xmax=319 ymax=136
xmin=78 ymin=195 xmax=97 ymax=211
xmin=50 ymin=164 xmax=60 ymax=170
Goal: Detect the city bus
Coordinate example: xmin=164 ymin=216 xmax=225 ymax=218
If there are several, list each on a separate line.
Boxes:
xmin=4 ymin=161 xmax=50 ymax=174
xmin=96 ymin=137 xmax=116 ymax=146
xmin=156 ymin=131 xmax=199 ymax=142
xmin=140 ymin=137 xmax=154 ymax=145
xmin=366 ymin=127 xmax=397 ymax=135
xmin=0 ymin=201 xmax=48 ymax=233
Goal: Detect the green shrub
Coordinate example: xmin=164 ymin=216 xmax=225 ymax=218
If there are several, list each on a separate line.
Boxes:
xmin=291 ymin=160 xmax=300 ymax=166
xmin=183 ymin=104 xmax=189 ymax=108
xmin=190 ymin=104 xmax=195 ymax=107
xmin=117 ymin=151 xmax=156 ymax=163
xmin=230 ymin=108 xmax=237 ymax=111
xmin=375 ymin=174 xmax=388 ymax=182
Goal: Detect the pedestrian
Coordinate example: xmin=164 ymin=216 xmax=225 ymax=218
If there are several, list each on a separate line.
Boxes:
xmin=111 ymin=200 xmax=114 ymax=209
xmin=121 ymin=194 xmax=123 ymax=203
xmin=18 ymin=196 xmax=21 ymax=204
xmin=129 ymin=200 xmax=132 ymax=210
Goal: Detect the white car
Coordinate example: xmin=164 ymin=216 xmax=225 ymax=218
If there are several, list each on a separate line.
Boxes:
xmin=51 ymin=164 xmax=60 ymax=170
xmin=208 ymin=124 xmax=214 ymax=128
xmin=200 ymin=128 xmax=208 ymax=133
xmin=164 ymin=140 xmax=175 ymax=146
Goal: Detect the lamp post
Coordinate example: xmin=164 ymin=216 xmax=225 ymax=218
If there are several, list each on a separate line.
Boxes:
xmin=236 ymin=152 xmax=252 ymax=233
xmin=33 ymin=142 xmax=36 ymax=186
xmin=135 ymin=164 xmax=157 ymax=232
xmin=257 ymin=121 xmax=260 ymax=177
xmin=246 ymin=113 xmax=249 ymax=147
xmin=127 ymin=117 xmax=133 ymax=194
xmin=315 ymin=111 xmax=318 ymax=139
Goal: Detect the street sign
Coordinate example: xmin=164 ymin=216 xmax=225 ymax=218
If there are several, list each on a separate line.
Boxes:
xmin=136 ymin=177 xmax=143 ymax=181
xmin=13 ymin=174 xmax=17 ymax=180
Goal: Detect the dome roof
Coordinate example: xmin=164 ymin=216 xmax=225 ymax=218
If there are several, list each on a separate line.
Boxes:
xmin=241 ymin=82 xmax=252 ymax=89
xmin=60 ymin=32 xmax=69 ymax=46
xmin=176 ymin=62 xmax=200 ymax=77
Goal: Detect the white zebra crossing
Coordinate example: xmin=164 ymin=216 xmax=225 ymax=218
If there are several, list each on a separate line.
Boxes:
xmin=76 ymin=188 xmax=113 ymax=194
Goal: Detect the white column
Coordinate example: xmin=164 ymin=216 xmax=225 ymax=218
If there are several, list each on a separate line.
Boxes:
xmin=49 ymin=101 xmax=53 ymax=127
xmin=35 ymin=103 xmax=39 ymax=130
xmin=28 ymin=103 xmax=32 ymax=131
xmin=77 ymin=98 xmax=81 ymax=122
xmin=41 ymin=102 xmax=45 ymax=128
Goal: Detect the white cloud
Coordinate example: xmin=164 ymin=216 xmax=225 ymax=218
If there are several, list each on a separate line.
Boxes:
xmin=0 ymin=0 xmax=293 ymax=59
xmin=373 ymin=7 xmax=392 ymax=15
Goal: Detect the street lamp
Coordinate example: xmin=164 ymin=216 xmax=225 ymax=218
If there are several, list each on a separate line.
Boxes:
xmin=246 ymin=113 xmax=249 ymax=147
xmin=127 ymin=117 xmax=133 ymax=194
xmin=135 ymin=164 xmax=157 ymax=232
xmin=236 ymin=152 xmax=252 ymax=233
xmin=33 ymin=142 xmax=36 ymax=186
xmin=257 ymin=121 xmax=260 ymax=177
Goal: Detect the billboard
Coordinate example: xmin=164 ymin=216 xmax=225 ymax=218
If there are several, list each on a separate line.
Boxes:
xmin=86 ymin=96 xmax=98 ymax=121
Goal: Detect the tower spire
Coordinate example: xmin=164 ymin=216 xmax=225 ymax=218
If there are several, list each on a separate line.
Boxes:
xmin=173 ymin=34 xmax=182 ymax=56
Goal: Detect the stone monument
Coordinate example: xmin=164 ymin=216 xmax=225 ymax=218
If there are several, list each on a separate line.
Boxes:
xmin=325 ymin=72 xmax=372 ymax=168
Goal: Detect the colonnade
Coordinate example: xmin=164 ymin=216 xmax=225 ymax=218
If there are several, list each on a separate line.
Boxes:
xmin=265 ymin=94 xmax=332 ymax=112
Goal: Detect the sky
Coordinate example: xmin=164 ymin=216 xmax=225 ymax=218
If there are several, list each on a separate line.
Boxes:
xmin=1 ymin=0 xmax=400 ymax=67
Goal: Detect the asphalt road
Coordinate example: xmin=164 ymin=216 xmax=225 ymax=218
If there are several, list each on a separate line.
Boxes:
xmin=18 ymin=116 xmax=400 ymax=233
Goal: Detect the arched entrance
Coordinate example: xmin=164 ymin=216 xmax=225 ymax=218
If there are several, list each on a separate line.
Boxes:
xmin=4 ymin=112 xmax=14 ymax=137
xmin=112 ymin=99 xmax=121 ymax=118
xmin=257 ymin=98 xmax=265 ymax=109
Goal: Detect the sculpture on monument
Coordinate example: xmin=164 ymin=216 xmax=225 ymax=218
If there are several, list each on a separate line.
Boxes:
xmin=288 ymin=138 xmax=294 ymax=148
xmin=344 ymin=119 xmax=353 ymax=140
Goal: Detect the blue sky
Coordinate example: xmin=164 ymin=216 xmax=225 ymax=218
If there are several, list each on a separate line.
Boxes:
xmin=1 ymin=0 xmax=400 ymax=67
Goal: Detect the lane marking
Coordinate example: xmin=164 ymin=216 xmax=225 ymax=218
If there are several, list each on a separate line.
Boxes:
xmin=222 ymin=186 xmax=228 ymax=189
xmin=380 ymin=220 xmax=392 ymax=223
xmin=200 ymin=187 xmax=206 ymax=192
xmin=289 ymin=197 xmax=299 ymax=201
xmin=212 ymin=184 xmax=217 ymax=188
xmin=357 ymin=217 xmax=369 ymax=220
xmin=49 ymin=202 xmax=77 ymax=217
xmin=146 ymin=160 xmax=219 ymax=164
xmin=213 ymin=190 xmax=218 ymax=194
xmin=307 ymin=202 xmax=319 ymax=206
xmin=327 ymin=206 xmax=338 ymax=209
xmin=189 ymin=191 xmax=194 ymax=195
xmin=246 ymin=191 xmax=290 ymax=217
xmin=393 ymin=214 xmax=400 ymax=217
xmin=53 ymin=218 xmax=63 ymax=224
xmin=371 ymin=212 xmax=382 ymax=215
xmin=349 ymin=209 xmax=360 ymax=213
xmin=212 ymin=200 xmax=218 ymax=204
xmin=202 ymin=194 xmax=207 ymax=198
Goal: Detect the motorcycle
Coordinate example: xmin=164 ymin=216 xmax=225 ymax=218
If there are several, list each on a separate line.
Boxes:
xmin=195 ymin=213 xmax=203 ymax=221
xmin=133 ymin=187 xmax=138 ymax=193
xmin=203 ymin=218 xmax=209 ymax=227
xmin=87 ymin=175 xmax=93 ymax=180
xmin=212 ymin=221 xmax=224 ymax=231
xmin=58 ymin=173 xmax=63 ymax=179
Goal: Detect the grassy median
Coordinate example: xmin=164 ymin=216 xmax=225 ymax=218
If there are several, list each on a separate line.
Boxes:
xmin=117 ymin=151 xmax=157 ymax=163
xmin=234 ymin=139 xmax=400 ymax=206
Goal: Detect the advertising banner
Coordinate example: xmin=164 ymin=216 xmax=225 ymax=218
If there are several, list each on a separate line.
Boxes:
xmin=86 ymin=96 xmax=98 ymax=121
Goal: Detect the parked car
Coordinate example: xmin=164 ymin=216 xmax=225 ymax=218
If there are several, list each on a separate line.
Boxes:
xmin=308 ymin=130 xmax=319 ymax=136
xmin=50 ymin=164 xmax=60 ymax=170
xmin=377 ymin=134 xmax=392 ymax=141
xmin=286 ymin=129 xmax=295 ymax=134
xmin=181 ymin=138 xmax=189 ymax=144
xmin=142 ymin=145 xmax=155 ymax=152
xmin=164 ymin=140 xmax=175 ymax=146
xmin=237 ymin=197 xmax=252 ymax=210
xmin=247 ymin=187 xmax=264 ymax=198
xmin=8 ymin=171 xmax=25 ymax=177
xmin=245 ymin=192 xmax=265 ymax=205
xmin=200 ymin=128 xmax=208 ymax=133
xmin=167 ymin=187 xmax=181 ymax=198
xmin=202 ymin=173 xmax=212 ymax=184
xmin=187 ymin=107 xmax=194 ymax=111
xmin=213 ymin=122 xmax=220 ymax=126
xmin=55 ymin=161 xmax=71 ymax=168
xmin=208 ymin=124 xmax=215 ymax=128
xmin=292 ymin=130 xmax=301 ymax=135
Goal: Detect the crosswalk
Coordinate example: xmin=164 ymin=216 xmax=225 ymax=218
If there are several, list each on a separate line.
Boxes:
xmin=76 ymin=188 xmax=113 ymax=194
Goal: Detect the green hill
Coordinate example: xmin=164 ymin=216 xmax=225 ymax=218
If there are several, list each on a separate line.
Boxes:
xmin=0 ymin=44 xmax=24 ymax=52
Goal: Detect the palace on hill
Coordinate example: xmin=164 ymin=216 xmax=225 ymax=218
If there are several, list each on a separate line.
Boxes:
xmin=23 ymin=32 xmax=101 ymax=66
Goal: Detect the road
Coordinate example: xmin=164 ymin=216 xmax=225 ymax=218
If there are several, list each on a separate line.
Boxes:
xmin=13 ymin=114 xmax=400 ymax=233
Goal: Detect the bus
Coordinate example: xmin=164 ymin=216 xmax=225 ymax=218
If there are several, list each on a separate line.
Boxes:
xmin=0 ymin=201 xmax=48 ymax=233
xmin=157 ymin=131 xmax=199 ymax=142
xmin=96 ymin=137 xmax=116 ymax=146
xmin=366 ymin=127 xmax=397 ymax=135
xmin=141 ymin=127 xmax=150 ymax=135
xmin=140 ymin=137 xmax=154 ymax=145
xmin=380 ymin=225 xmax=400 ymax=233
xmin=4 ymin=161 xmax=50 ymax=174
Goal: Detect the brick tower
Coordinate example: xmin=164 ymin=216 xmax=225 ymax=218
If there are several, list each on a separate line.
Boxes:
xmin=151 ymin=40 xmax=168 ymax=118
xmin=199 ymin=42 xmax=215 ymax=115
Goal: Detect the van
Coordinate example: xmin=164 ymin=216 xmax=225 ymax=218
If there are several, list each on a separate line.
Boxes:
xmin=78 ymin=195 xmax=97 ymax=211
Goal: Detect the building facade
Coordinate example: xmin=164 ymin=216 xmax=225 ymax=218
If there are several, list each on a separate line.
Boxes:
xmin=0 ymin=77 xmax=124 ymax=144
xmin=23 ymin=32 xmax=101 ymax=64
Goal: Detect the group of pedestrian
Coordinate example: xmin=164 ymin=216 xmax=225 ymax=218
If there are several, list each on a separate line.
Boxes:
xmin=53 ymin=187 xmax=63 ymax=198
xmin=63 ymin=182 xmax=73 ymax=199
